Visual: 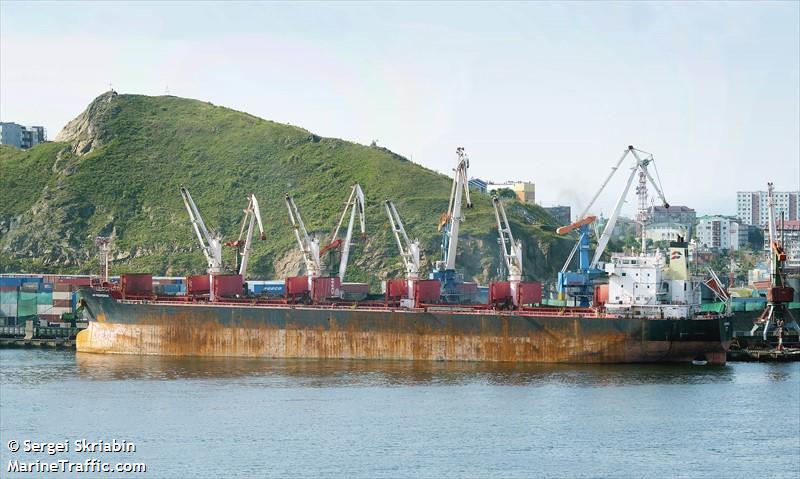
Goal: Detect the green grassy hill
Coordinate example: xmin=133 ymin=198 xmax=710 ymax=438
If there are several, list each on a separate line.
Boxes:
xmin=0 ymin=92 xmax=570 ymax=284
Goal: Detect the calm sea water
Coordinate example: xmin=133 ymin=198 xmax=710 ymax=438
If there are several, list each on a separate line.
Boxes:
xmin=0 ymin=349 xmax=798 ymax=479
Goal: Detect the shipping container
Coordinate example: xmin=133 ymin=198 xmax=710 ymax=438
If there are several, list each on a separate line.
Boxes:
xmin=415 ymin=280 xmax=441 ymax=304
xmin=121 ymin=274 xmax=153 ymax=297
xmin=593 ymin=284 xmax=609 ymax=306
xmin=518 ymin=282 xmax=542 ymax=306
xmin=0 ymin=278 xmax=22 ymax=287
xmin=285 ymin=276 xmax=310 ymax=298
xmin=312 ymin=277 xmax=341 ymax=302
xmin=489 ymin=281 xmax=512 ymax=304
xmin=214 ymin=274 xmax=244 ymax=298
xmin=187 ymin=275 xmax=210 ymax=295
xmin=385 ymin=279 xmax=408 ymax=300
xmin=248 ymin=281 xmax=286 ymax=296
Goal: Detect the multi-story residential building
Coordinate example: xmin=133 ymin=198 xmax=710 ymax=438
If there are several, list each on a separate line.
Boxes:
xmin=543 ymin=206 xmax=571 ymax=226
xmin=486 ymin=181 xmax=536 ymax=204
xmin=764 ymin=220 xmax=800 ymax=270
xmin=737 ymin=190 xmax=799 ymax=227
xmin=645 ymin=205 xmax=696 ymax=236
xmin=696 ymin=216 xmax=741 ymax=251
xmin=645 ymin=223 xmax=688 ymax=243
xmin=0 ymin=122 xmax=46 ymax=148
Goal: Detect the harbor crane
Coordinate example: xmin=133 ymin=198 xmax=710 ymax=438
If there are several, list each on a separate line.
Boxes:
xmin=556 ymin=146 xmax=668 ymax=306
xmin=432 ymin=147 xmax=473 ymax=292
xmin=180 ymin=186 xmax=223 ymax=301
xmin=285 ymin=194 xmax=322 ymax=286
xmin=491 ymin=195 xmax=523 ymax=305
xmin=225 ymin=193 xmax=265 ymax=279
xmin=385 ymin=200 xmax=421 ymax=301
xmin=751 ymin=183 xmax=799 ymax=348
xmin=327 ymin=183 xmax=366 ymax=282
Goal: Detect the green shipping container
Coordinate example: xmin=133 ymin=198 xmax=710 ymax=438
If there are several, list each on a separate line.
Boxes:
xmin=788 ymin=302 xmax=800 ymax=310
xmin=731 ymin=301 xmax=746 ymax=312
xmin=17 ymin=291 xmax=37 ymax=317
xmin=0 ymin=290 xmax=17 ymax=305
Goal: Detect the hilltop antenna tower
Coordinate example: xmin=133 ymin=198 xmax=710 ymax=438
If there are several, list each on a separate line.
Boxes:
xmin=95 ymin=236 xmax=112 ymax=283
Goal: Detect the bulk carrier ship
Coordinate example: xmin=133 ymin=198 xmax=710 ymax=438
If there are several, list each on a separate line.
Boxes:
xmin=76 ymin=147 xmax=733 ymax=364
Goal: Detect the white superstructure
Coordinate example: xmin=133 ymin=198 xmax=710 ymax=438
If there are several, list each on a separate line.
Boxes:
xmin=603 ymin=240 xmax=702 ymax=319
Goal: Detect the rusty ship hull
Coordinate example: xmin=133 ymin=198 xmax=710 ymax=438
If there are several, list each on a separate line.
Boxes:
xmin=76 ymin=289 xmax=733 ymax=364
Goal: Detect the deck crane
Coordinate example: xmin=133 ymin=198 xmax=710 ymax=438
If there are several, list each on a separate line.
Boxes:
xmin=432 ymin=147 xmax=473 ymax=293
xmin=327 ymin=183 xmax=366 ymax=282
xmin=385 ymin=200 xmax=421 ymax=302
xmin=556 ymin=146 xmax=668 ymax=306
xmin=751 ymin=183 xmax=799 ymax=348
xmin=180 ymin=186 xmax=223 ymax=301
xmin=491 ymin=195 xmax=523 ymax=305
xmin=225 ymin=193 xmax=265 ymax=279
xmin=285 ymin=194 xmax=322 ymax=288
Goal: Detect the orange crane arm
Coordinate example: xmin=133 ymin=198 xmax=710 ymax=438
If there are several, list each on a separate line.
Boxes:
xmin=556 ymin=216 xmax=597 ymax=235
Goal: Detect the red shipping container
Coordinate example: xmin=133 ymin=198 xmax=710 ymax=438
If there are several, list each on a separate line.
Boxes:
xmin=187 ymin=275 xmax=210 ymax=294
xmin=593 ymin=284 xmax=609 ymax=306
xmin=518 ymin=281 xmax=542 ymax=306
xmin=414 ymin=280 xmax=441 ymax=304
xmin=386 ymin=279 xmax=408 ymax=299
xmin=767 ymin=286 xmax=794 ymax=303
xmin=489 ymin=281 xmax=512 ymax=304
xmin=312 ymin=276 xmax=341 ymax=302
xmin=121 ymin=274 xmax=152 ymax=297
xmin=214 ymin=274 xmax=243 ymax=298
xmin=285 ymin=276 xmax=310 ymax=297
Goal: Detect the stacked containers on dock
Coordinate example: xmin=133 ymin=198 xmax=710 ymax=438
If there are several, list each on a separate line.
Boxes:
xmin=0 ymin=278 xmax=19 ymax=326
xmin=51 ymin=282 xmax=74 ymax=320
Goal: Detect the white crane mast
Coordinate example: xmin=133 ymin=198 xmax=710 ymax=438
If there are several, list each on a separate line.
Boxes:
xmin=492 ymin=196 xmax=523 ymax=305
xmin=491 ymin=195 xmax=523 ymax=278
xmin=385 ymin=200 xmax=421 ymax=299
xmin=234 ymin=193 xmax=265 ymax=279
xmin=330 ymin=183 xmax=366 ymax=281
xmin=437 ymin=147 xmax=472 ymax=271
xmin=285 ymin=194 xmax=322 ymax=281
xmin=180 ymin=186 xmax=223 ymax=301
xmin=588 ymin=146 xmax=668 ymax=269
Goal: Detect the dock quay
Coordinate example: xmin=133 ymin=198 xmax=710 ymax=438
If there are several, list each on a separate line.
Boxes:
xmin=0 ymin=322 xmax=79 ymax=349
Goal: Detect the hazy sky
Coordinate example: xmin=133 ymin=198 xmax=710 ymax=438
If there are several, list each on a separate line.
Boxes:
xmin=2 ymin=1 xmax=798 ymax=218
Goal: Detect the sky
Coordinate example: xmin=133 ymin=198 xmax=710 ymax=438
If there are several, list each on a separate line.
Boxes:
xmin=2 ymin=1 xmax=798 ymax=218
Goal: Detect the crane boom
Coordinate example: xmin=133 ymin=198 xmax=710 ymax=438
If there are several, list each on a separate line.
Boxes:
xmin=285 ymin=194 xmax=321 ymax=279
xmin=329 ymin=183 xmax=366 ymax=281
xmin=437 ymin=147 xmax=473 ymax=272
xmin=385 ymin=200 xmax=421 ymax=280
xmin=180 ymin=186 xmax=222 ymax=273
xmin=589 ymin=146 xmax=668 ymax=269
xmin=491 ymin=196 xmax=523 ymax=281
xmin=234 ymin=194 xmax=265 ymax=279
